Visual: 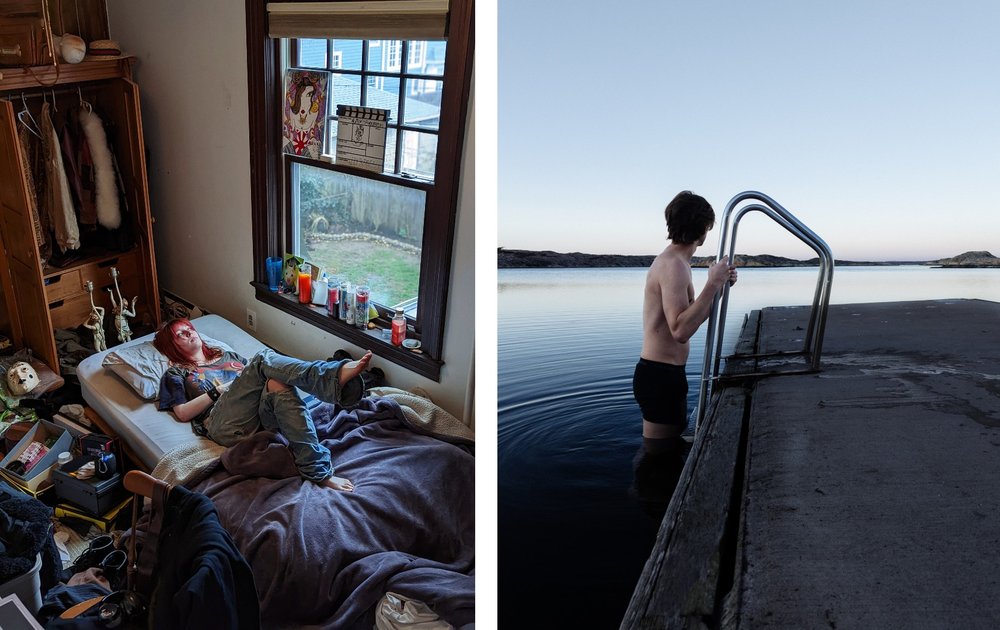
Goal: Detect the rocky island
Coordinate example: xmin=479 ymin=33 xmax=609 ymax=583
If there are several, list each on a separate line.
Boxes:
xmin=931 ymin=251 xmax=1000 ymax=268
xmin=498 ymin=249 xmax=1000 ymax=269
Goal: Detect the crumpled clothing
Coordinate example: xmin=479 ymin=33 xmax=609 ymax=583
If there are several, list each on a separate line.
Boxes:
xmin=67 ymin=567 xmax=112 ymax=590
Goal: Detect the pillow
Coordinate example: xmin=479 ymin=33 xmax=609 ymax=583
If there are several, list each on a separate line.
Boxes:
xmin=102 ymin=335 xmax=235 ymax=400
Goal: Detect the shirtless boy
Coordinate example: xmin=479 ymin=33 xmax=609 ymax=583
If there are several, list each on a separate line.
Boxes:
xmin=634 ymin=191 xmax=737 ymax=441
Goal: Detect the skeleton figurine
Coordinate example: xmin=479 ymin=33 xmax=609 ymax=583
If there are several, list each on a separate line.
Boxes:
xmin=108 ymin=267 xmax=138 ymax=343
xmin=82 ymin=281 xmax=107 ymax=352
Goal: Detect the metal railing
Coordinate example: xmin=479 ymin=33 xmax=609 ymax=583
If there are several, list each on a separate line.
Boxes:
xmin=694 ymin=191 xmax=834 ymax=430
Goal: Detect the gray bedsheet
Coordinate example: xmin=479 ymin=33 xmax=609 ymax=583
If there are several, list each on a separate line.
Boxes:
xmin=189 ymin=396 xmax=475 ymax=629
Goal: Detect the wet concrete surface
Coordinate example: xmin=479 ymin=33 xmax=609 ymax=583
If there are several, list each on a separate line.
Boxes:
xmin=736 ymin=299 xmax=1000 ymax=628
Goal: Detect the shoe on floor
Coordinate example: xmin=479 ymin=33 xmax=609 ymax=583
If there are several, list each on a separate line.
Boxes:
xmin=360 ymin=367 xmax=386 ymax=391
xmin=330 ymin=350 xmax=354 ymax=362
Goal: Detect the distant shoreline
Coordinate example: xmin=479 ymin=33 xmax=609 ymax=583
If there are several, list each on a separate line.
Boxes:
xmin=497 ymin=249 xmax=1000 ymax=269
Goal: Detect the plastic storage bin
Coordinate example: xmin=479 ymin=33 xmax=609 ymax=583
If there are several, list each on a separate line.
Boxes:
xmin=0 ymin=553 xmax=42 ymax=614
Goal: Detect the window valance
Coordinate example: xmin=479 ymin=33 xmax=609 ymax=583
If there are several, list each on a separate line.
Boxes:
xmin=266 ymin=1 xmax=450 ymax=40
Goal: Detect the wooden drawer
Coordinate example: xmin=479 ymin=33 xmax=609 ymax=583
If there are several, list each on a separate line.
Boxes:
xmin=48 ymin=291 xmax=97 ymax=330
xmin=44 ymin=252 xmax=138 ymax=304
xmin=0 ymin=19 xmax=51 ymax=68
xmin=48 ymin=256 xmax=143 ymax=330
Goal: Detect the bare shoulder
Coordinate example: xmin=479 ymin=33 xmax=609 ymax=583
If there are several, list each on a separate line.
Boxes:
xmin=649 ymin=250 xmax=690 ymax=283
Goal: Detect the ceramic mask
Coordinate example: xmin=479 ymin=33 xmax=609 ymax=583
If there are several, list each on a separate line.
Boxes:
xmin=6 ymin=362 xmax=39 ymax=396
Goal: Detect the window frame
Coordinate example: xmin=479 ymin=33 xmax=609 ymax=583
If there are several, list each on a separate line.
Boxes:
xmin=246 ymin=0 xmax=474 ymax=381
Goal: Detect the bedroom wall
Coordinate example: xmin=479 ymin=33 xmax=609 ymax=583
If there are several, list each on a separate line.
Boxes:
xmin=106 ymin=0 xmax=476 ymax=427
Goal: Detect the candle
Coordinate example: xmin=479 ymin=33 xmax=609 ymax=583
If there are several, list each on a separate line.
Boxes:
xmin=298 ymin=268 xmax=312 ymax=304
xmin=327 ymin=284 xmax=339 ymax=316
xmin=355 ymin=285 xmax=370 ymax=329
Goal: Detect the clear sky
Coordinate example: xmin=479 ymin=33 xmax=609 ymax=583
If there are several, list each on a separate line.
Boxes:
xmin=498 ymin=1 xmax=1000 ymax=261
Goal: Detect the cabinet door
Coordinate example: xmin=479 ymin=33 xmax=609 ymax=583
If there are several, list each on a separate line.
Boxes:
xmin=0 ymin=100 xmax=59 ymax=370
xmin=103 ymin=78 xmax=160 ymax=330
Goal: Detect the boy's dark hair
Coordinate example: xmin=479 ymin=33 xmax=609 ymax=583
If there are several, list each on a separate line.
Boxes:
xmin=665 ymin=191 xmax=715 ymax=244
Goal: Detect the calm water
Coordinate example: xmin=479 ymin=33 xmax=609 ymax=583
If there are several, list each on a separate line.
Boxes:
xmin=498 ymin=266 xmax=1000 ymax=629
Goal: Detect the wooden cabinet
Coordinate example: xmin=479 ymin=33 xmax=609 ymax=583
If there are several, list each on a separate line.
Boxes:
xmin=0 ymin=58 xmax=159 ymax=374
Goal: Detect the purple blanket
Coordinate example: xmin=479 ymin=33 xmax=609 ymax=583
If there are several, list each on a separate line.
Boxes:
xmin=189 ymin=397 xmax=475 ymax=629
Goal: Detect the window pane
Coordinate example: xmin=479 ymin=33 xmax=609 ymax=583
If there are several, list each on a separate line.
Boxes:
xmin=365 ymin=75 xmax=400 ymax=124
xmin=403 ymin=79 xmax=442 ymax=129
xmin=294 ymin=164 xmax=424 ymax=310
xmin=383 ymin=127 xmax=397 ymax=172
xmin=298 ymin=39 xmax=327 ymax=68
xmin=331 ymin=39 xmax=362 ymax=70
xmin=407 ymin=41 xmax=446 ymax=75
xmin=400 ymin=131 xmax=437 ymax=179
xmin=367 ymin=40 xmax=403 ymax=72
xmin=331 ymin=73 xmax=362 ymax=108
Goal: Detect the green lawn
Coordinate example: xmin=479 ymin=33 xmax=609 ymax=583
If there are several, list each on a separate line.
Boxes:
xmin=303 ymin=238 xmax=420 ymax=307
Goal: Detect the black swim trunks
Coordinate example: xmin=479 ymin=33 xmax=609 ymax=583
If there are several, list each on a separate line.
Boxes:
xmin=632 ymin=358 xmax=688 ymax=428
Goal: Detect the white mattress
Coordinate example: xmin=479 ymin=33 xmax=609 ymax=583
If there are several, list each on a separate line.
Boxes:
xmin=76 ymin=315 xmax=267 ymax=471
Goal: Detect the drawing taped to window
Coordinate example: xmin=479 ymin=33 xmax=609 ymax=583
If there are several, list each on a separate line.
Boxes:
xmin=335 ymin=105 xmax=389 ymax=173
xmin=282 ymin=69 xmax=330 ymax=159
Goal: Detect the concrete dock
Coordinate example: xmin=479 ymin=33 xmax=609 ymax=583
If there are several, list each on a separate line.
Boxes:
xmin=622 ymin=299 xmax=1000 ymax=629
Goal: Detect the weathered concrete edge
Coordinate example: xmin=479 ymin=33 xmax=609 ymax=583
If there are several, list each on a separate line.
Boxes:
xmin=621 ymin=312 xmax=760 ymax=629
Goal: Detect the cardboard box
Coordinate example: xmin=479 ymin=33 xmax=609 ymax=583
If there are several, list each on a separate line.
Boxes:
xmin=0 ymin=420 xmax=72 ymax=491
xmin=54 ymin=495 xmax=132 ymax=533
xmin=0 ymin=464 xmax=56 ymax=495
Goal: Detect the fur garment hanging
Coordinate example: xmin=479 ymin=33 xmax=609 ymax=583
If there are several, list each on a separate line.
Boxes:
xmin=79 ymin=106 xmax=122 ymax=230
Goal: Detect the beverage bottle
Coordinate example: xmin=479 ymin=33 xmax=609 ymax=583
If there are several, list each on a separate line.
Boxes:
xmin=355 ymin=285 xmax=370 ymax=329
xmin=391 ymin=309 xmax=406 ymax=346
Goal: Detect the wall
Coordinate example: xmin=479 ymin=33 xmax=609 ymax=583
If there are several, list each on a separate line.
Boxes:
xmin=106 ymin=0 xmax=475 ymax=425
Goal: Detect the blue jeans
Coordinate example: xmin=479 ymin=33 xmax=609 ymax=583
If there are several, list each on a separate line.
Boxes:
xmin=206 ymin=349 xmax=353 ymax=482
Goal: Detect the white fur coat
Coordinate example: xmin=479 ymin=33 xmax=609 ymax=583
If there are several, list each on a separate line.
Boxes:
xmin=79 ymin=106 xmax=121 ymax=230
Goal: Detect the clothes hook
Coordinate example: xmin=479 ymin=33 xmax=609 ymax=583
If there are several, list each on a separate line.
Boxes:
xmin=50 ymin=88 xmax=58 ymax=112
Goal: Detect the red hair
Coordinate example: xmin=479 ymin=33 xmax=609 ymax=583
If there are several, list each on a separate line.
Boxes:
xmin=153 ymin=318 xmax=223 ymax=367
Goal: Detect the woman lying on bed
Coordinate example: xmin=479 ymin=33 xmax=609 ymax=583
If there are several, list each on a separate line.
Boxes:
xmin=152 ymin=317 xmax=371 ymax=492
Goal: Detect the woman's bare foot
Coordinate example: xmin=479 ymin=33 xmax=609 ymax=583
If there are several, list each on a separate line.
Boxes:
xmin=321 ymin=475 xmax=354 ymax=492
xmin=337 ymin=350 xmax=372 ymax=385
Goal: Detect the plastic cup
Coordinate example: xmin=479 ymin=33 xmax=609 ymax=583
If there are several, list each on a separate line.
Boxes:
xmin=265 ymin=257 xmax=282 ymax=292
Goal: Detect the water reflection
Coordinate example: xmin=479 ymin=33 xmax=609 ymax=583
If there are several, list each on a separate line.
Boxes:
xmin=631 ymin=437 xmax=691 ymax=520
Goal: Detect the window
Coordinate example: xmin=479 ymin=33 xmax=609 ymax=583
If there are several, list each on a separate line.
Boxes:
xmin=247 ymin=0 xmax=474 ymax=381
xmin=290 ymin=38 xmax=445 ymax=318
xmin=294 ymin=39 xmax=445 ymax=178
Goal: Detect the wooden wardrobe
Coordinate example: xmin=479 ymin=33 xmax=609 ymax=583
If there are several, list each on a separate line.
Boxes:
xmin=0 ymin=57 xmax=160 ymax=374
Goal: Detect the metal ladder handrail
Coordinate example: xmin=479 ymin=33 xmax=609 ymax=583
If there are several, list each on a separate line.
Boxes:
xmin=695 ymin=191 xmax=834 ymax=430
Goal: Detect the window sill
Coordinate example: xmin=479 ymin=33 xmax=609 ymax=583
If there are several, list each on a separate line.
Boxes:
xmin=251 ymin=282 xmax=442 ymax=381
